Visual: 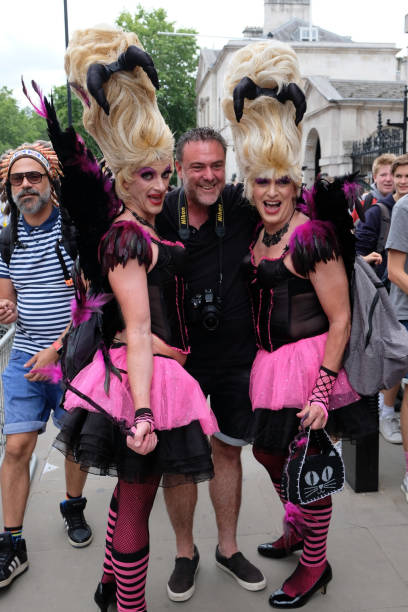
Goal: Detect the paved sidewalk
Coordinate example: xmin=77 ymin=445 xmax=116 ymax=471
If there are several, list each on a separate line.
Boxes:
xmin=1 ymin=423 xmax=408 ymax=612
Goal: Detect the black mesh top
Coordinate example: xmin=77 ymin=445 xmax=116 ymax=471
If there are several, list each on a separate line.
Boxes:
xmin=242 ymin=249 xmax=329 ymax=351
xmin=147 ymin=238 xmax=189 ymax=353
xmin=101 ymin=227 xmax=189 ymax=353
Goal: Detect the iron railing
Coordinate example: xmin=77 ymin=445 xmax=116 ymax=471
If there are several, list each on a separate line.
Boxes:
xmin=351 ymin=111 xmax=404 ymax=180
xmin=0 ymin=324 xmax=15 ymax=458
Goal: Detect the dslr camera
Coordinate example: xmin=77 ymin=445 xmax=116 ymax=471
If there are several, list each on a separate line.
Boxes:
xmin=189 ymin=288 xmax=222 ymax=332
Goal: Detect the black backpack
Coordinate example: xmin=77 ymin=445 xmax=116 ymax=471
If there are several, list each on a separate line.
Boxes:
xmin=0 ymin=214 xmax=78 ymax=281
xmin=355 ymin=195 xmax=392 ymax=289
xmin=355 ymin=194 xmax=391 ymax=254
xmin=372 ymin=202 xmax=391 ymax=255
xmin=59 ymin=262 xmax=119 ymax=399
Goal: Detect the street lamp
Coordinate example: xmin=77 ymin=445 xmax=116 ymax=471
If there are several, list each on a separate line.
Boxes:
xmin=63 ymin=0 xmax=72 ymax=126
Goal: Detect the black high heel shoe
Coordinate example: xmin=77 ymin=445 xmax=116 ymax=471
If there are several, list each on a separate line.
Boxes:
xmin=258 ymin=539 xmax=304 ymax=559
xmin=269 ymin=562 xmax=332 ymax=608
xmin=94 ymin=581 xmax=117 ymax=612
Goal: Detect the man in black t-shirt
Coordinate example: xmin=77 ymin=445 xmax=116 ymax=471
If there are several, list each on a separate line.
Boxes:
xmin=156 ymin=128 xmax=266 ymax=602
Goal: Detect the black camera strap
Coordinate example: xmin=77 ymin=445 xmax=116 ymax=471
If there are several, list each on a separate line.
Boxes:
xmin=177 ymin=187 xmax=225 ymax=240
xmin=177 ymin=187 xmax=191 ymax=242
xmin=177 ymin=188 xmax=225 ymax=301
xmin=55 ymin=239 xmax=73 ymax=287
xmin=216 ymin=217 xmax=224 ymax=303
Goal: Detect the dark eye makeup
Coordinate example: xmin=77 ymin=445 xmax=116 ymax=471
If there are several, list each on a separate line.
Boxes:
xmin=275 ymin=176 xmax=291 ymax=185
xmin=254 ymin=176 xmax=291 ymax=186
xmin=138 ymin=165 xmax=172 ymax=181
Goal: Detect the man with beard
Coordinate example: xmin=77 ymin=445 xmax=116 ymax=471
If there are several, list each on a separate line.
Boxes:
xmin=156 ymin=128 xmax=266 ymax=601
xmin=0 ymin=142 xmax=92 ymax=590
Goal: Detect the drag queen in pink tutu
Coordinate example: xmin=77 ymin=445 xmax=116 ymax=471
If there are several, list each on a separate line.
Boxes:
xmin=223 ymin=41 xmax=374 ymax=608
xmin=27 ymin=26 xmax=217 ymax=612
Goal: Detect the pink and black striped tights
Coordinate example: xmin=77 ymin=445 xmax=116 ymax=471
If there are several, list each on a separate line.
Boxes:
xmin=100 ymin=479 xmax=159 ymax=611
xmin=253 ymin=446 xmax=332 ymax=597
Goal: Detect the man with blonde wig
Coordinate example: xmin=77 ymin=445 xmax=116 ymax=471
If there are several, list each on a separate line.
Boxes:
xmin=32 ymin=25 xmax=217 ymax=612
xmin=222 ymin=40 xmax=365 ymax=608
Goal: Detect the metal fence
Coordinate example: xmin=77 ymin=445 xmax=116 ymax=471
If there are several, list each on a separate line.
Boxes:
xmin=351 ymin=111 xmax=404 ymax=180
xmin=0 ymin=324 xmax=15 ymax=458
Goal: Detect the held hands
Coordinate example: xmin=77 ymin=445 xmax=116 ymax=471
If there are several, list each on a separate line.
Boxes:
xmin=297 ymin=402 xmax=328 ymax=430
xmin=24 ymin=346 xmax=59 ymax=381
xmin=126 ymin=421 xmax=157 ymax=455
xmin=0 ymin=299 xmax=17 ymax=324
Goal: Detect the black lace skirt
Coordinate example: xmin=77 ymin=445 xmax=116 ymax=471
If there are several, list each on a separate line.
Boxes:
xmin=53 ymin=407 xmax=214 ymax=487
xmin=250 ymin=396 xmax=378 ymax=452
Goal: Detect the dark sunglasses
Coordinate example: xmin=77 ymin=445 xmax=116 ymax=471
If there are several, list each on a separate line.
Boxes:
xmin=9 ymin=171 xmax=47 ymax=186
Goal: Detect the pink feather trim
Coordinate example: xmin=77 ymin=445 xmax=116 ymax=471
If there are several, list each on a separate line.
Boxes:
xmin=289 ymin=219 xmax=337 ymax=254
xmin=301 ymin=185 xmax=315 ymax=207
xmin=342 ymin=181 xmax=362 ymax=208
xmin=21 ymin=78 xmax=49 ymax=118
xmin=78 ymin=149 xmax=101 ymax=175
xmin=294 ymin=435 xmax=308 ymax=449
xmin=31 ymin=363 xmax=62 ymax=383
xmin=283 ymin=501 xmax=314 ymax=544
xmin=71 ymin=292 xmax=112 ymax=327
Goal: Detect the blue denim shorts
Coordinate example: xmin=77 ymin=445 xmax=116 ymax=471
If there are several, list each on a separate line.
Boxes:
xmin=2 ymin=349 xmax=64 ymax=435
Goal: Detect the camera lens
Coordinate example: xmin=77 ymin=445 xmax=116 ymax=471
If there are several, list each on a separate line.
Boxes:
xmin=202 ymin=306 xmax=220 ymax=331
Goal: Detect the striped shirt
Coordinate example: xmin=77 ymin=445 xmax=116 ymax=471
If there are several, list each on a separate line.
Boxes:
xmin=0 ymin=207 xmax=75 ymax=355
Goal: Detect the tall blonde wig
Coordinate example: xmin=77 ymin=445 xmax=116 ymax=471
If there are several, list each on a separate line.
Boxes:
xmin=222 ymin=41 xmax=304 ymax=201
xmin=65 ymin=26 xmax=174 ymax=202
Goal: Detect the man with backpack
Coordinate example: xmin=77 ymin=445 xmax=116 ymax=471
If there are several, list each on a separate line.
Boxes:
xmin=356 ymin=154 xmax=408 ymax=445
xmin=386 ymin=166 xmax=408 ymax=503
xmin=0 ymin=142 xmax=92 ymax=590
xmin=353 ymin=154 xmax=395 ymax=219
xmin=355 ymin=153 xmax=396 ymax=283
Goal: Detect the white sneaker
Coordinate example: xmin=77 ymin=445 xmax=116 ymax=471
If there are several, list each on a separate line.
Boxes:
xmin=401 ymin=473 xmax=408 ymax=503
xmin=379 ymin=415 xmax=402 ymax=444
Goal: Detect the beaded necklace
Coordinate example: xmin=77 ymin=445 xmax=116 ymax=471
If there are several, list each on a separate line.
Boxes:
xmin=262 ymin=208 xmax=295 ymax=247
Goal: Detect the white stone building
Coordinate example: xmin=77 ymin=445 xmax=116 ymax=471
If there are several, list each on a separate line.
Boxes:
xmin=196 ymin=0 xmax=407 ymax=184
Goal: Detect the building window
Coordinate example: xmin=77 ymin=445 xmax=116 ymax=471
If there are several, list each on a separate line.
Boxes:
xmin=299 ymin=26 xmax=318 ymax=41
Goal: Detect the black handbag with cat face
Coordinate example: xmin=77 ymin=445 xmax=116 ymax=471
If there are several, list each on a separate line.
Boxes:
xmin=282 ymin=427 xmax=345 ymax=505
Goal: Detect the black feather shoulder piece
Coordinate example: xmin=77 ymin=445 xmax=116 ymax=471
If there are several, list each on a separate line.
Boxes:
xmin=289 ymin=219 xmax=341 ymax=277
xmin=99 ymin=221 xmax=153 ymax=275
xmin=291 ymin=173 xmax=359 ymax=279
xmin=22 ymin=81 xmax=121 ymax=290
xmin=45 ymin=97 xmax=121 ymax=288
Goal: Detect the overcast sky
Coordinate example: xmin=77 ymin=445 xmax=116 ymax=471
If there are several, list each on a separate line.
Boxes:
xmin=2 ymin=0 xmax=408 ymax=106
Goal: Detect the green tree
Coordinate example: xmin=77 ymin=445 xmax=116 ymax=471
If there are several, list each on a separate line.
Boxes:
xmin=116 ymin=6 xmax=199 ymax=141
xmin=51 ymin=85 xmax=102 ymax=158
xmin=0 ymin=87 xmax=48 ymax=154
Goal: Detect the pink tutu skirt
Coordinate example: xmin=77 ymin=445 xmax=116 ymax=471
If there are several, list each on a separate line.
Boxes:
xmin=250 ymin=333 xmax=360 ymax=412
xmin=64 ymin=345 xmax=218 ymax=435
